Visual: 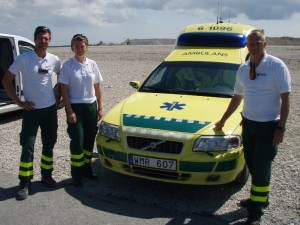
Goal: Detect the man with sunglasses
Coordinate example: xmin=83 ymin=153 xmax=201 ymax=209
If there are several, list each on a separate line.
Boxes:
xmin=2 ymin=26 xmax=61 ymax=200
xmin=215 ymin=30 xmax=291 ymax=224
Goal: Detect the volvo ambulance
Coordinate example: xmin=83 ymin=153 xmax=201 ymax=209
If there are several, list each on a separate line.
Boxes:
xmin=96 ymin=23 xmax=256 ymax=185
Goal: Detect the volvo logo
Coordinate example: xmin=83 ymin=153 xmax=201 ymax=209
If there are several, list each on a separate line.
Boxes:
xmin=141 ymin=140 xmax=166 ymax=151
xmin=149 ymin=142 xmax=158 ymax=149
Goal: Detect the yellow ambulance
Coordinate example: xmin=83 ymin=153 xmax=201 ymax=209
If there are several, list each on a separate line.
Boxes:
xmin=96 ymin=23 xmax=256 ymax=185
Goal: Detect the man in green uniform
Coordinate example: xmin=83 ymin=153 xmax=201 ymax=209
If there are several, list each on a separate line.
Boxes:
xmin=2 ymin=26 xmax=61 ymax=200
xmin=215 ymin=30 xmax=291 ymax=224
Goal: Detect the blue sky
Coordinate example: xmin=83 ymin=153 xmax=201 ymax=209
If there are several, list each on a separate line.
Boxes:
xmin=1 ymin=0 xmax=300 ymax=46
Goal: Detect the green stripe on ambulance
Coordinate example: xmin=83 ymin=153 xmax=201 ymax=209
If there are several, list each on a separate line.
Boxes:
xmin=123 ymin=114 xmax=211 ymax=133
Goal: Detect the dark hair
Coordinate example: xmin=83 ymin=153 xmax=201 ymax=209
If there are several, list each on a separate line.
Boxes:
xmin=71 ymin=34 xmax=89 ymax=50
xmin=34 ymin=26 xmax=51 ymax=40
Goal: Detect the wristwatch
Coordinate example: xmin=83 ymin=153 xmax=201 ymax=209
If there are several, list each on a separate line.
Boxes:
xmin=277 ymin=126 xmax=286 ymax=132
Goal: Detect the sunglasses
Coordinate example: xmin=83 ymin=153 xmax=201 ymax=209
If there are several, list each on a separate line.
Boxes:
xmin=72 ymin=34 xmax=87 ymax=39
xmin=35 ymin=26 xmax=51 ymax=33
xmin=34 ymin=26 xmax=52 ymax=40
xmin=250 ymin=65 xmax=256 ymax=80
xmin=38 ymin=68 xmax=49 ymax=74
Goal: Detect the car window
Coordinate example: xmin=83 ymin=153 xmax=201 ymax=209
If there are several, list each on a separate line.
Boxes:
xmin=144 ymin=66 xmax=166 ymax=87
xmin=140 ymin=61 xmax=239 ymax=97
xmin=0 ymin=38 xmax=14 ymax=84
xmin=18 ymin=41 xmax=34 ymax=54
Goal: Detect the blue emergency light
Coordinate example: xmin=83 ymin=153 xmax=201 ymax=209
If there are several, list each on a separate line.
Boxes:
xmin=177 ymin=32 xmax=247 ymax=48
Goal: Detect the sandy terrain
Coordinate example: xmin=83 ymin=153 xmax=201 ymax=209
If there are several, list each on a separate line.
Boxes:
xmin=0 ymin=45 xmax=299 ymax=224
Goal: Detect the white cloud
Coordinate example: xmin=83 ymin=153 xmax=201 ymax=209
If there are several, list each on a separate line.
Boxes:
xmin=1 ymin=0 xmax=299 ymax=45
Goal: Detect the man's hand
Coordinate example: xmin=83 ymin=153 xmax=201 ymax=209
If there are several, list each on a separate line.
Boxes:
xmin=18 ymin=101 xmax=35 ymax=111
xmin=67 ymin=112 xmax=77 ymax=123
xmin=273 ymin=129 xmax=284 ymax=146
xmin=97 ymin=109 xmax=104 ymax=121
xmin=214 ymin=120 xmax=225 ymax=130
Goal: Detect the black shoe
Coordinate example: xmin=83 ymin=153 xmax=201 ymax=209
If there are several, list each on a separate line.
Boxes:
xmin=41 ymin=177 xmax=58 ymax=188
xmin=239 ymin=198 xmax=269 ymax=209
xmin=16 ymin=187 xmax=29 ymax=201
xmin=239 ymin=198 xmax=251 ymax=208
xmin=245 ymin=217 xmax=261 ymax=225
xmin=72 ymin=179 xmax=82 ymax=187
xmin=83 ymin=171 xmax=98 ymax=181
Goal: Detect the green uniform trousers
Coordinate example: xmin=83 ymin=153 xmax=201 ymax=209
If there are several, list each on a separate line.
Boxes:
xmin=242 ymin=117 xmax=279 ymax=220
xmin=19 ymin=104 xmax=58 ymax=187
xmin=67 ymin=101 xmax=98 ymax=179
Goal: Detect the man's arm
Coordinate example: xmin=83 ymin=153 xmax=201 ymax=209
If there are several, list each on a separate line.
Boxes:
xmin=214 ymin=94 xmax=243 ymax=130
xmin=278 ymin=92 xmax=290 ymax=128
xmin=2 ymin=70 xmax=34 ymax=111
xmin=273 ymin=92 xmax=290 ymax=146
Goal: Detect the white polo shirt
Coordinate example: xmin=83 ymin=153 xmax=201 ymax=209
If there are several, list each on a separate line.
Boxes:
xmin=9 ymin=50 xmax=61 ymax=109
xmin=58 ymin=57 xmax=103 ymax=104
xmin=234 ymin=53 xmax=291 ymax=122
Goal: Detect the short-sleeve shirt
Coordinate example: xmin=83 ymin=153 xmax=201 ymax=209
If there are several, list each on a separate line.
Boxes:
xmin=234 ymin=53 xmax=291 ymax=122
xmin=9 ymin=51 xmax=61 ymax=109
xmin=58 ymin=57 xmax=103 ymax=104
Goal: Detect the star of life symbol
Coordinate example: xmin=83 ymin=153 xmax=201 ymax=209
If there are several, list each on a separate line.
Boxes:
xmin=160 ymin=101 xmax=186 ymax=111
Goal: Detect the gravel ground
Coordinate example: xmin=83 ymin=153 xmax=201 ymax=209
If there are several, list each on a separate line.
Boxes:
xmin=0 ymin=45 xmax=299 ymax=225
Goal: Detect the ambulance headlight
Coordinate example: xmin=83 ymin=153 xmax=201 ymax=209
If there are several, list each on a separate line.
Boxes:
xmin=99 ymin=121 xmax=121 ymax=142
xmin=193 ymin=135 xmax=241 ymax=152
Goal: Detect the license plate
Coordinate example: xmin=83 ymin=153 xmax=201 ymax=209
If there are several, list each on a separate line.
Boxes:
xmin=128 ymin=154 xmax=177 ymax=171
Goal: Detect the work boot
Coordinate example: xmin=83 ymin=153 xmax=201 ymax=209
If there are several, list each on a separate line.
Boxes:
xmin=41 ymin=176 xmax=58 ymax=188
xmin=239 ymin=198 xmax=269 ymax=209
xmin=83 ymin=165 xmax=98 ymax=180
xmin=71 ymin=178 xmax=82 ymax=188
xmin=16 ymin=180 xmax=31 ymax=201
xmin=16 ymin=187 xmax=29 ymax=201
xmin=244 ymin=216 xmax=261 ymax=225
xmin=83 ymin=171 xmax=98 ymax=180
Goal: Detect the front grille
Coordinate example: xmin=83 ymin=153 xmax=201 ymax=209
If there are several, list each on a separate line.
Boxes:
xmin=126 ymin=136 xmax=183 ymax=154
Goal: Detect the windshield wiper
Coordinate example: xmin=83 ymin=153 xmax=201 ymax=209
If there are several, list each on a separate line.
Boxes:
xmin=141 ymin=86 xmax=174 ymax=93
xmin=141 ymin=87 xmax=233 ymax=97
xmin=193 ymin=92 xmax=233 ymax=98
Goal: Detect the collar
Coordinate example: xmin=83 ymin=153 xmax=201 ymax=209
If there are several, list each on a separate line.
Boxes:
xmin=33 ymin=50 xmax=49 ymax=61
xmin=246 ymin=51 xmax=267 ymax=68
xmin=72 ymin=56 xmax=89 ymax=66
